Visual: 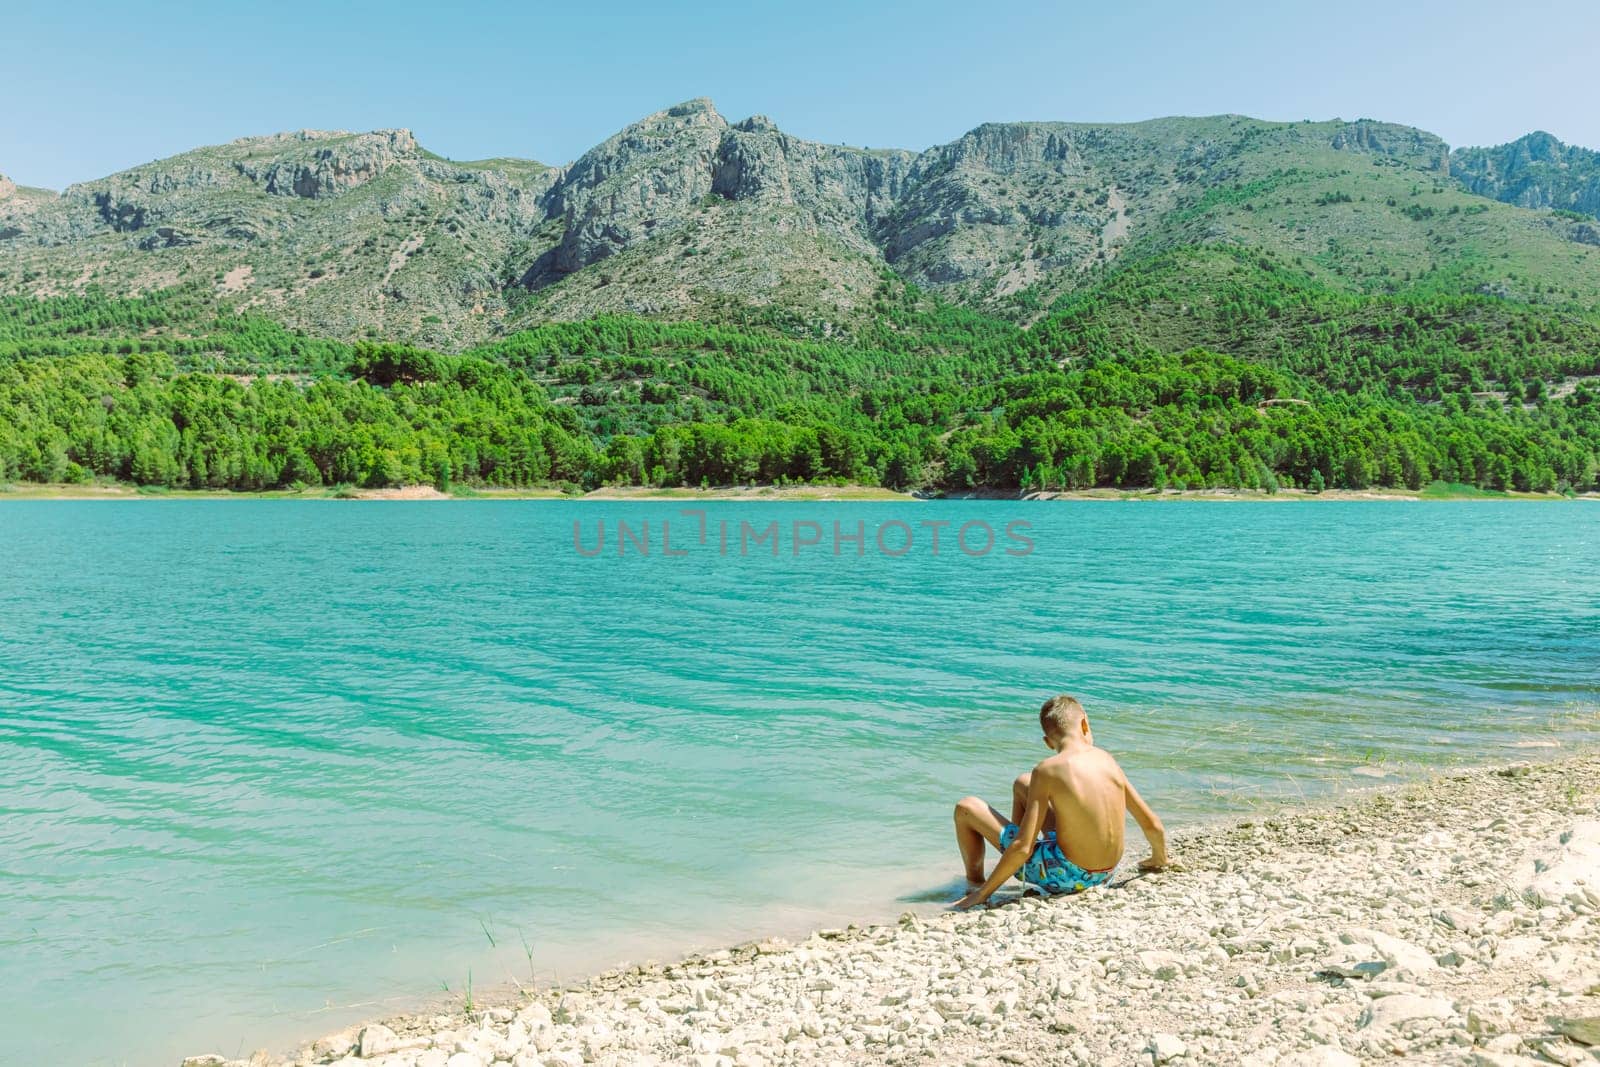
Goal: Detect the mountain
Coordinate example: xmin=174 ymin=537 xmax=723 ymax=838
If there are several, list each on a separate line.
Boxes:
xmin=0 ymin=128 xmax=557 ymax=348
xmin=1452 ymin=132 xmax=1600 ymax=223
xmin=6 ymin=102 xmax=1600 ymax=348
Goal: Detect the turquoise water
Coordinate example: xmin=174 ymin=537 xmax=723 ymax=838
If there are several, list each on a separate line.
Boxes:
xmin=2 ymin=501 xmax=1597 ymax=1066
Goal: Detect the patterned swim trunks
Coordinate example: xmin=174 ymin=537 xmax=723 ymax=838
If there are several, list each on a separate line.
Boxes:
xmin=998 ymin=823 xmax=1116 ymax=894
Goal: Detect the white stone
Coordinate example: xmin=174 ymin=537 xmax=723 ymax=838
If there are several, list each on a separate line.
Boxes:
xmin=1317 ymin=945 xmax=1386 ymax=980
xmin=1465 ymin=1000 xmax=1514 ymax=1036
xmin=1359 ymin=994 xmax=1456 ymax=1031
xmin=1494 ymin=935 xmax=1546 ymax=964
xmin=1520 ymin=822 xmax=1600 ymax=908
xmin=358 ymin=1025 xmax=400 ymax=1059
xmin=1136 ymin=950 xmax=1184 ymax=980
xmin=1339 ymin=927 xmax=1438 ymax=977
xmin=1279 ymin=1049 xmax=1359 ymax=1067
xmin=1469 ymin=1053 xmax=1548 ymax=1067
xmin=1149 ymin=1033 xmax=1187 ymax=1062
xmin=517 ymin=1003 xmax=553 ymax=1028
xmin=312 ymin=1030 xmax=360 ymax=1060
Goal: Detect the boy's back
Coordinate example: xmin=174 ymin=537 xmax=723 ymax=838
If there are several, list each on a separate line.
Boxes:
xmin=1033 ymin=745 xmax=1128 ymax=872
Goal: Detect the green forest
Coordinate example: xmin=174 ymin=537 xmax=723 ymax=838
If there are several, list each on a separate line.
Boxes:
xmin=3 ymin=248 xmax=1598 ymax=495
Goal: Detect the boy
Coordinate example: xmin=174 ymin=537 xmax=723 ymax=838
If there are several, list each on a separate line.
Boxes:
xmin=953 ymin=694 xmax=1167 ymax=909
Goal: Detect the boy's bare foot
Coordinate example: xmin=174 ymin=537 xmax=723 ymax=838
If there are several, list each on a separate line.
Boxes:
xmin=951 ymin=888 xmax=987 ymax=911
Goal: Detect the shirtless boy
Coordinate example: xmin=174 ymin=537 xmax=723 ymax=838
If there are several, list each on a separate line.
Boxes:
xmin=953 ymin=694 xmax=1168 ymax=909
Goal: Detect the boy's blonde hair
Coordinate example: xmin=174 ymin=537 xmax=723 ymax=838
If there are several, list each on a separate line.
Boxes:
xmin=1039 ymin=694 xmax=1087 ymax=738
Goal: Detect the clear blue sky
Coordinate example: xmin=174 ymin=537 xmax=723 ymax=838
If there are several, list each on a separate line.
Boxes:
xmin=7 ymin=0 xmax=1598 ymax=190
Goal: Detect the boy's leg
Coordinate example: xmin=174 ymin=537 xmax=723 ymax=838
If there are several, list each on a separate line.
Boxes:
xmin=953 ymin=796 xmax=1007 ymax=883
xmin=1011 ymin=772 xmax=1057 ymax=833
xmin=1011 ymin=773 xmax=1030 ymax=825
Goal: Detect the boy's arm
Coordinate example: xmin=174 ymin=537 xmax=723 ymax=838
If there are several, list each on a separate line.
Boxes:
xmin=954 ymin=770 xmax=1048 ymax=910
xmin=1124 ymin=773 xmax=1168 ymax=871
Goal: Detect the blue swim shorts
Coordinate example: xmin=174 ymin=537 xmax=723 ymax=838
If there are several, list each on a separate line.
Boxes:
xmin=998 ymin=823 xmax=1116 ymax=894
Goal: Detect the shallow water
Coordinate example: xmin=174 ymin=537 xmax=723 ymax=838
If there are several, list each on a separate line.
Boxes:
xmin=1 ymin=500 xmax=1596 ymax=1066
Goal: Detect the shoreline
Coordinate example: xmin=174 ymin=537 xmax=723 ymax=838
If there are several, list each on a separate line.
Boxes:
xmin=182 ymin=751 xmax=1600 ymax=1067
xmin=0 ymin=481 xmax=1589 ymax=503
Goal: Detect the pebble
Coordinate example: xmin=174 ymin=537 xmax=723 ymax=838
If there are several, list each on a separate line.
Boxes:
xmin=1135 ymin=950 xmax=1184 ymax=980
xmin=1148 ymin=1033 xmax=1187 ymax=1063
xmin=1278 ymin=1049 xmax=1360 ymax=1067
xmin=357 ymin=1025 xmax=400 ymax=1058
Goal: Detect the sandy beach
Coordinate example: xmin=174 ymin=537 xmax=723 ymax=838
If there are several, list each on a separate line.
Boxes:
xmin=180 ymin=752 xmax=1600 ymax=1067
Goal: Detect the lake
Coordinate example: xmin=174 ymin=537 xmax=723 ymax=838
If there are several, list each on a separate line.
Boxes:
xmin=1 ymin=500 xmax=1596 ymax=1066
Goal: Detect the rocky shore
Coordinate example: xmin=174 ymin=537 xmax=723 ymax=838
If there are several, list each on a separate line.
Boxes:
xmin=185 ymin=754 xmax=1600 ymax=1067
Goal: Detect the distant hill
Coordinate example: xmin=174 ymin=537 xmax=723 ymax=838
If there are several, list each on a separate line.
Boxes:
xmin=5 ymin=102 xmax=1600 ymax=347
xmin=1452 ymin=131 xmax=1600 ymax=222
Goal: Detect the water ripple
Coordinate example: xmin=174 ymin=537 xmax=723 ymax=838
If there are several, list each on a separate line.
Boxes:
xmin=0 ymin=500 xmax=1596 ymax=1066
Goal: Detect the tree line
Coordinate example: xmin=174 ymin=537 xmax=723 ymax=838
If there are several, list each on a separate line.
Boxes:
xmin=1 ymin=265 xmax=1597 ymax=495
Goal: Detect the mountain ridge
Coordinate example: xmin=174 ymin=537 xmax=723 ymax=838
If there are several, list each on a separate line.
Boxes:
xmin=4 ymin=105 xmax=1600 ymax=498
xmin=4 ymin=102 xmax=1599 ymax=348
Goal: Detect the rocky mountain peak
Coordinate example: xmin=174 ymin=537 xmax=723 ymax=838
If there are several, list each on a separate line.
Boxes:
xmin=734 ymin=115 xmax=778 ymax=134
xmin=1514 ymin=131 xmax=1565 ymax=159
xmin=0 ymin=172 xmax=15 ymax=199
xmin=1470 ymin=130 xmax=1575 ymax=171
xmin=1328 ymin=120 xmax=1449 ymax=172
xmin=542 ymin=100 xmax=732 ymax=275
xmin=937 ymin=122 xmax=1081 ymax=172
xmin=232 ymin=128 xmax=420 ymax=199
xmin=668 ymin=97 xmax=719 ymax=114
xmin=644 ymin=98 xmax=727 ymax=131
xmin=227 ymin=127 xmax=414 ymax=150
xmin=1451 ymin=130 xmax=1600 ymax=217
